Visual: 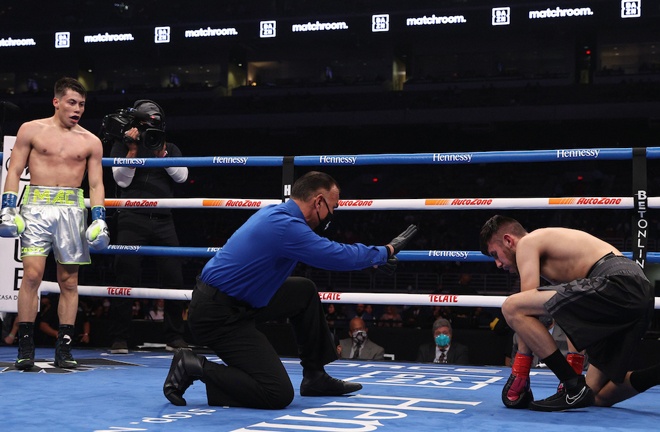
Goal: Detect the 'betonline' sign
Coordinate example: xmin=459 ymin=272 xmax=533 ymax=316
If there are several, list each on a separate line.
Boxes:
xmin=528 ymin=7 xmax=594 ymax=19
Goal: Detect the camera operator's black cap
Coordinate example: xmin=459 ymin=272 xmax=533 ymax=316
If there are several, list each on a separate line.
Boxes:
xmin=134 ymin=99 xmax=165 ymax=130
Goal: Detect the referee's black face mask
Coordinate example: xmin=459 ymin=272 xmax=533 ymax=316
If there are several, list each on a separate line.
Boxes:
xmin=314 ymin=196 xmax=334 ymax=236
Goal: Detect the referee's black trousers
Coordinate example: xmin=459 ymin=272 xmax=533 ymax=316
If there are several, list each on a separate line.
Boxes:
xmin=187 ymin=276 xmax=337 ymax=409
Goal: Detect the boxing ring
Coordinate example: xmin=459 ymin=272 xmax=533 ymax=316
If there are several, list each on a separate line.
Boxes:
xmin=32 ymin=146 xmax=660 ymax=310
xmin=2 ymin=146 xmax=660 ymax=431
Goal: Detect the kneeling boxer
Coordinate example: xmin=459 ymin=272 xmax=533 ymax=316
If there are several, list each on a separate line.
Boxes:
xmin=481 ymin=215 xmax=660 ymax=412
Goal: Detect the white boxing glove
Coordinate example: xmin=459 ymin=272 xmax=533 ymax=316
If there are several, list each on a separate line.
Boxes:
xmin=0 ymin=192 xmax=26 ymax=238
xmin=86 ymin=206 xmax=110 ymax=250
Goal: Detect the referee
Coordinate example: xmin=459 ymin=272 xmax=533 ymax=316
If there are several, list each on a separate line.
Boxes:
xmin=163 ymin=171 xmax=418 ymax=409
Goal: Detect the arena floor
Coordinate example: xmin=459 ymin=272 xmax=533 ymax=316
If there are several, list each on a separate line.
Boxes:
xmin=1 ymin=346 xmax=658 ymax=431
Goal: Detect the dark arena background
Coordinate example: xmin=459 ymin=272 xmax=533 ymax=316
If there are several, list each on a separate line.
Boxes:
xmin=2 ymin=1 xmax=660 ymax=431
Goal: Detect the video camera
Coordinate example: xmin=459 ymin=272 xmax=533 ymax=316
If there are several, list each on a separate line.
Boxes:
xmin=100 ymin=107 xmax=166 ymax=150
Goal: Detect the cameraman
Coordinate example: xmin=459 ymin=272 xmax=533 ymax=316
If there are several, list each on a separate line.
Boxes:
xmin=107 ymin=100 xmax=189 ymax=354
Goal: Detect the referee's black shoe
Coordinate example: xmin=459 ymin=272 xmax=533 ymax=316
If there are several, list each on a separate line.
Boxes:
xmin=163 ymin=348 xmax=205 ymax=406
xmin=300 ymin=370 xmax=362 ymax=396
xmin=529 ymin=375 xmax=594 ymax=412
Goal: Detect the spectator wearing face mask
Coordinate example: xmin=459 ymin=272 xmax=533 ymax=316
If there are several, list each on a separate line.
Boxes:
xmin=416 ymin=318 xmax=470 ymax=365
xmin=337 ymin=317 xmax=385 ymax=360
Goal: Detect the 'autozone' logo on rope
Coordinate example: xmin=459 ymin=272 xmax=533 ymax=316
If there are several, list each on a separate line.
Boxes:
xmin=339 ymin=200 xmax=374 ymax=207
xmin=425 ymin=199 xmax=450 ymax=206
xmin=225 ymin=200 xmax=261 ymax=207
xmin=549 ymin=197 xmax=622 ymax=205
xmin=451 ymin=199 xmax=493 ymax=206
xmin=202 ymin=200 xmax=262 ymax=207
xmin=124 ymin=200 xmax=158 ymax=207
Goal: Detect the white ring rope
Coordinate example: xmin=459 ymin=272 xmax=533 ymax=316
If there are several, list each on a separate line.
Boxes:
xmin=101 ymin=198 xmax=281 ymax=209
xmin=40 ymin=281 xmax=660 ymax=310
xmin=89 ymin=196 xmax=660 ymax=210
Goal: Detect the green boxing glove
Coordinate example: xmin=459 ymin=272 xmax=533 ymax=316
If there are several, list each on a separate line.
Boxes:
xmin=86 ymin=206 xmax=110 ymax=250
xmin=0 ymin=192 xmax=26 ymax=238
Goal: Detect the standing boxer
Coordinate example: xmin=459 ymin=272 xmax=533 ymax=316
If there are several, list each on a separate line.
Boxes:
xmin=0 ymin=77 xmax=109 ymax=369
xmin=480 ymin=215 xmax=659 ymax=411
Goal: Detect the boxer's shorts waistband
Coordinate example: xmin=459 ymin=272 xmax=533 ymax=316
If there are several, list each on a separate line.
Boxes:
xmin=22 ymin=186 xmax=85 ymax=207
xmin=587 ymin=252 xmax=645 ymax=279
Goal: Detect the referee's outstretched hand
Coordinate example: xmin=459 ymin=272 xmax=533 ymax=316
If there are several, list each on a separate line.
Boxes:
xmin=388 ymin=224 xmax=419 ymax=256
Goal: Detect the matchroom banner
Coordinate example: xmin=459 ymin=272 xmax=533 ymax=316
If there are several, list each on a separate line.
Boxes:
xmin=1 ymin=136 xmax=29 ymax=313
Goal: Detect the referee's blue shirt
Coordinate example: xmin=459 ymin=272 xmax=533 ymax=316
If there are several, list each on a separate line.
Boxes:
xmin=200 ymin=199 xmax=389 ymax=307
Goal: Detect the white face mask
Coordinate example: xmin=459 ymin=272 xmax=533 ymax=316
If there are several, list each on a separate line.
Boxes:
xmin=351 ymin=330 xmax=367 ymax=345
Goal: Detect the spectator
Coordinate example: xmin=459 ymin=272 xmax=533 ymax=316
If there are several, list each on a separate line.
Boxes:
xmin=347 ymin=303 xmax=374 ymax=327
xmin=431 ymin=305 xmax=453 ymax=322
xmin=363 ymin=304 xmax=376 ymax=326
xmin=131 ymin=300 xmax=143 ymax=319
xmin=35 ymin=294 xmax=90 ymax=347
xmin=470 ymin=307 xmax=495 ymax=329
xmin=378 ymin=305 xmax=402 ymax=327
xmin=338 ymin=317 xmax=385 ymax=360
xmin=416 ymin=318 xmax=470 ymax=364
xmin=326 ymin=303 xmax=347 ymax=332
xmin=2 ymin=313 xmax=18 ymax=345
xmin=325 ymin=304 xmax=338 ymax=328
xmin=349 ymin=303 xmax=366 ymax=320
xmin=449 ymin=273 xmax=478 ymax=328
xmin=402 ymin=305 xmax=433 ymax=329
xmin=149 ymin=299 xmax=166 ymax=321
